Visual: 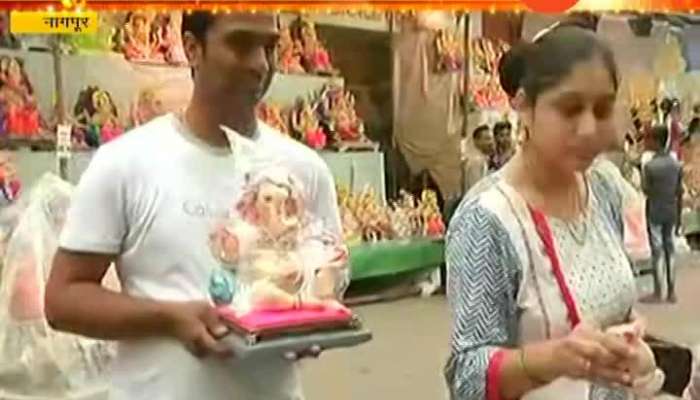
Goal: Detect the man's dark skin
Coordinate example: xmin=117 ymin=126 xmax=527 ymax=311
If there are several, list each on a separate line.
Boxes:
xmin=45 ymin=13 xmax=319 ymax=360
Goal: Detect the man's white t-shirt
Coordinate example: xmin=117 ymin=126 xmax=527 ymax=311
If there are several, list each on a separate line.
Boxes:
xmin=59 ymin=114 xmax=342 ymax=400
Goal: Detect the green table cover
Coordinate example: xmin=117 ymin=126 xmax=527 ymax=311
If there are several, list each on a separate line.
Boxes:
xmin=683 ymin=210 xmax=700 ymax=235
xmin=349 ymin=238 xmax=444 ymax=281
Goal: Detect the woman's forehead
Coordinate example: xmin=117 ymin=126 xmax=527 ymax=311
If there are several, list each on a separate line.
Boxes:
xmin=546 ymin=58 xmax=617 ymax=101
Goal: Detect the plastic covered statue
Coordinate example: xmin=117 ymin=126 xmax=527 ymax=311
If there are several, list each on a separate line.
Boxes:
xmin=130 ymin=87 xmax=165 ymax=127
xmin=206 ymin=127 xmax=369 ymax=357
xmin=208 ymin=132 xmax=348 ymax=313
xmin=0 ymin=173 xmax=116 ymax=399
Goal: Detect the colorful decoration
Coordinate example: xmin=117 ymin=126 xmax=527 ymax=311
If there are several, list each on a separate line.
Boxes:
xmin=470 ymin=38 xmax=510 ymax=110
xmin=435 ymin=29 xmax=464 ymax=73
xmin=337 ymin=185 xmax=446 ymax=244
xmin=0 ymin=56 xmax=42 ymax=139
xmin=73 ymin=86 xmax=124 ymax=148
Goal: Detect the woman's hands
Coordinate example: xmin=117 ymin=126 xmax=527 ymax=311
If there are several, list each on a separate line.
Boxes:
xmin=524 ymin=323 xmax=636 ymax=387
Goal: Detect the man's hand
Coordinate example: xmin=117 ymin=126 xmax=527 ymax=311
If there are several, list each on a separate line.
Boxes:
xmin=162 ymin=301 xmax=232 ymax=358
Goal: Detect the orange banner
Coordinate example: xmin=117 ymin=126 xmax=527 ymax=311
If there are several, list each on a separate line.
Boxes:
xmin=0 ymin=0 xmax=697 ymax=12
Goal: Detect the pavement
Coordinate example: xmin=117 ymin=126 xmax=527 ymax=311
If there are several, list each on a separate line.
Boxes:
xmin=302 ymin=253 xmax=700 ymax=400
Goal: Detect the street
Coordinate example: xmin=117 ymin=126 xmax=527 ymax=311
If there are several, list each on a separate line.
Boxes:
xmin=302 ymin=255 xmax=700 ymax=400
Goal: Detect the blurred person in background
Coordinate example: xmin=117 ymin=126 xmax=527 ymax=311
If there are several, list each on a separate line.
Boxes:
xmin=491 ymin=120 xmax=514 ymax=170
xmin=462 ymin=124 xmax=496 ymax=194
xmin=642 ymin=124 xmax=683 ymax=303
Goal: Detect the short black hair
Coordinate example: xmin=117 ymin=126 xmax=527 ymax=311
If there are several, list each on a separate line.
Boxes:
xmin=660 ymin=97 xmax=680 ymax=117
xmin=473 ymin=125 xmax=490 ymax=140
xmin=493 ymin=121 xmax=512 ymax=134
xmin=650 ymin=124 xmax=669 ymax=149
xmin=181 ymin=11 xmax=216 ymax=45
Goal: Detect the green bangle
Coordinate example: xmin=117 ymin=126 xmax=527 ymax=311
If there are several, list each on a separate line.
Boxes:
xmin=519 ymin=348 xmax=548 ymax=385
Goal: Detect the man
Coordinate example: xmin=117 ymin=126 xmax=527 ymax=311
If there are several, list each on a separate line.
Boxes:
xmin=462 ymin=124 xmax=495 ymax=194
xmin=642 ymin=124 xmax=683 ymax=303
xmin=45 ymin=12 xmax=344 ymax=400
xmin=491 ymin=120 xmax=514 ymax=170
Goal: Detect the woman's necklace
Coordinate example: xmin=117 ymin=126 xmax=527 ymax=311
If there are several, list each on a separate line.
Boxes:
xmin=564 ymin=177 xmax=589 ymax=246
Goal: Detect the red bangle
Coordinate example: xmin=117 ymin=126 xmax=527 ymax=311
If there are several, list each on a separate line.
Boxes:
xmin=486 ymin=349 xmax=507 ymax=400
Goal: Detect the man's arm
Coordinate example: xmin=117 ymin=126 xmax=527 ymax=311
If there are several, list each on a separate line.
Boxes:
xmin=46 ymin=250 xmax=174 ymax=339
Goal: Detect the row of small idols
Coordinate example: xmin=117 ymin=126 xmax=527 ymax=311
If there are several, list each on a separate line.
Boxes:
xmin=256 ymin=84 xmax=376 ymax=151
xmin=0 ymin=54 xmax=164 ymax=148
xmin=0 ymin=11 xmax=339 ymax=77
xmin=338 ymin=186 xmax=445 ymax=246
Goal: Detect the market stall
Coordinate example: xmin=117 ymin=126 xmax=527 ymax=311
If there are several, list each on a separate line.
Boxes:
xmin=0 ymin=11 xmax=449 ymax=293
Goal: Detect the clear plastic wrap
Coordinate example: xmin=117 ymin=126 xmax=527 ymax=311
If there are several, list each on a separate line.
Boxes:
xmin=209 ymin=127 xmax=350 ymax=319
xmin=0 ymin=173 xmax=114 ymax=400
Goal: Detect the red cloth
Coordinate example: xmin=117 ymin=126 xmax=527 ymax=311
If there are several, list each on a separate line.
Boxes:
xmin=486 ymin=349 xmax=508 ymax=400
xmin=529 ymin=207 xmax=581 ymax=329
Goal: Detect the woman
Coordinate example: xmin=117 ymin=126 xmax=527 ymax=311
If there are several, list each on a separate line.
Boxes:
xmin=445 ymin=26 xmax=662 ymax=400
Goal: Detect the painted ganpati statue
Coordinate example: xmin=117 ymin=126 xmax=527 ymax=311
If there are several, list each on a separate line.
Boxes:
xmin=326 ymin=87 xmax=366 ymax=143
xmin=294 ymin=19 xmax=336 ymax=75
xmin=419 ymin=189 xmax=445 ymax=238
xmin=276 ymin=26 xmax=305 ymax=74
xmin=0 ymin=56 xmax=41 ymax=138
xmin=74 ymin=86 xmax=124 ymax=148
xmin=117 ymin=12 xmax=159 ymax=62
xmin=292 ymin=99 xmax=326 ymax=150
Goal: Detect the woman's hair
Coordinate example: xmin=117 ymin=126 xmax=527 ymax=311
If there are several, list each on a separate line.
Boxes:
xmin=498 ymin=26 xmax=618 ymax=104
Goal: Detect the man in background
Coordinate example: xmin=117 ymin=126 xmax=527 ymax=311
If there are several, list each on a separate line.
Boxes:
xmin=491 ymin=121 xmax=514 ymax=170
xmin=643 ymin=124 xmax=684 ymax=303
xmin=462 ymin=124 xmax=495 ymax=195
